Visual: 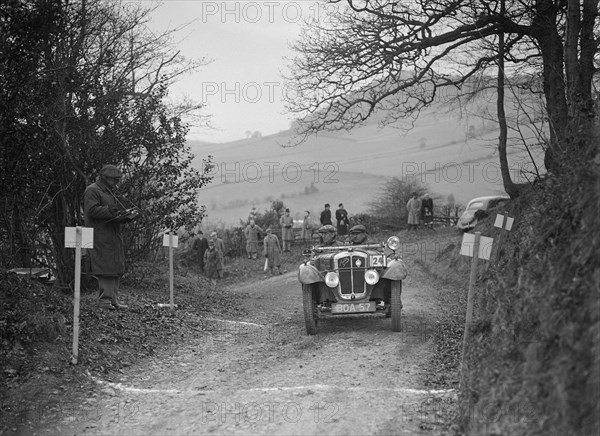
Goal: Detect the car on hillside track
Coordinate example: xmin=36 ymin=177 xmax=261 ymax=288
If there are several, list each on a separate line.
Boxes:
xmin=456 ymin=195 xmax=510 ymax=232
xmin=298 ymin=236 xmax=408 ymax=335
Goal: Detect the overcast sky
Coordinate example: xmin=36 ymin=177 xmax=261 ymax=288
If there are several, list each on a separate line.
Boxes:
xmin=148 ymin=1 xmax=326 ymax=143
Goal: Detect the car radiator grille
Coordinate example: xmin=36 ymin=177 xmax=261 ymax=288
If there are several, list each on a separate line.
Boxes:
xmin=337 ymin=254 xmax=366 ymax=295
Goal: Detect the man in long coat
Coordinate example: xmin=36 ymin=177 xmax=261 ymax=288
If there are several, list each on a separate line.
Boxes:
xmin=406 ymin=192 xmax=421 ymax=231
xmin=244 ymin=220 xmax=263 ymax=259
xmin=421 ymin=193 xmax=434 ymax=230
xmin=192 ymin=230 xmax=209 ymax=273
xmin=279 ymin=208 xmax=294 ymax=252
xmin=301 ymin=210 xmax=313 ymax=247
xmin=84 ymin=164 xmax=133 ymax=309
xmin=263 ymin=228 xmax=283 ymax=275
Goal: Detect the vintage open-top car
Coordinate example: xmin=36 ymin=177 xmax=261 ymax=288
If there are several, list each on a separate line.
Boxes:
xmin=298 ymin=236 xmax=408 ymax=335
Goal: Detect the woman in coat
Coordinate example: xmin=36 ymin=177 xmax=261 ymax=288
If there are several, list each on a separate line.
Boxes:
xmin=263 ymin=228 xmax=283 ymax=275
xmin=203 ymin=239 xmax=223 ymax=290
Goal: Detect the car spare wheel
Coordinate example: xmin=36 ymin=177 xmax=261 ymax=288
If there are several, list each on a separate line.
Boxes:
xmin=302 ymin=284 xmax=318 ymax=335
xmin=391 ymin=280 xmax=402 ymax=332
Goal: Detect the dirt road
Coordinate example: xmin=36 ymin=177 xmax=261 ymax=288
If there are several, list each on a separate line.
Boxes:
xmin=38 ymin=262 xmax=456 ymax=435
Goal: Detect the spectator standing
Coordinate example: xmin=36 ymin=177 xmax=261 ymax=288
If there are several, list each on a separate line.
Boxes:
xmin=84 ymin=164 xmax=137 ymax=310
xmin=335 ymin=203 xmax=350 ymax=236
xmin=320 ymin=203 xmax=332 ymax=226
xmin=421 ymin=194 xmax=434 ymax=230
xmin=280 ymin=208 xmax=294 ymax=252
xmin=301 ymin=210 xmax=313 ymax=247
xmin=210 ymin=231 xmax=226 ymax=263
xmin=192 ymin=231 xmax=209 ymax=273
xmin=203 ymin=239 xmax=223 ymax=290
xmin=406 ymin=192 xmax=421 ymax=231
xmin=263 ymin=228 xmax=283 ymax=276
xmin=244 ymin=220 xmax=263 ymax=259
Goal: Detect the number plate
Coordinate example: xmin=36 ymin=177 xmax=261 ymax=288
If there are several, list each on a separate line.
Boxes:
xmin=370 ymin=255 xmax=386 ymax=267
xmin=331 ymin=302 xmax=376 ymax=314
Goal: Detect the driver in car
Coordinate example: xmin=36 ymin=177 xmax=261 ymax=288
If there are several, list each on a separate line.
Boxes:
xmin=317 ymin=225 xmax=343 ymax=247
xmin=348 ymin=224 xmax=370 ymax=245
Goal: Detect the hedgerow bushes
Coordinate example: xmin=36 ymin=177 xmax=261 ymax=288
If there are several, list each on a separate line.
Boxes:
xmin=461 ymin=153 xmax=599 ymax=435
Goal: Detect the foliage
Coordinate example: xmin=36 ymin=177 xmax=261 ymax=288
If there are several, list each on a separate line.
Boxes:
xmin=240 ymin=201 xmax=286 ymax=231
xmin=285 ymin=0 xmax=598 ymax=178
xmin=367 ymin=177 xmax=427 ymax=229
xmin=433 ymin=120 xmax=598 ymax=435
xmin=0 ymin=0 xmax=211 ymax=284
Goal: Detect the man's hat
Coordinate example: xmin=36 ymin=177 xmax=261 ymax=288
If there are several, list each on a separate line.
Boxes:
xmin=324 ymin=203 xmax=330 ymax=207
xmin=100 ymin=164 xmax=122 ymax=178
xmin=349 ymin=225 xmax=366 ymax=234
xmin=339 ymin=203 xmax=343 ymax=207
xmin=318 ymin=224 xmax=336 ymax=233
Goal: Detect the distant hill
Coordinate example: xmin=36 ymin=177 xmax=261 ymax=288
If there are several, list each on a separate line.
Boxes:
xmin=188 ymin=99 xmax=545 ymax=226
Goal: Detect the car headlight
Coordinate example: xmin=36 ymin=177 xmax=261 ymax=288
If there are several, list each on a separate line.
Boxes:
xmin=324 ymin=272 xmax=339 ymax=288
xmin=364 ymin=269 xmax=379 ymax=285
xmin=386 ymin=236 xmax=400 ymax=251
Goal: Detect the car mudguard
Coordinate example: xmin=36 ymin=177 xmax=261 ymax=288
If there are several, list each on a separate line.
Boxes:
xmin=298 ymin=263 xmax=324 ymax=285
xmin=381 ymin=258 xmax=408 ymax=281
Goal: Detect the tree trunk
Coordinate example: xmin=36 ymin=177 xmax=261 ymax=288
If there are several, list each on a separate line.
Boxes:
xmin=497 ymin=0 xmax=519 ymax=198
xmin=533 ymin=0 xmax=569 ymax=172
xmin=49 ymin=188 xmax=74 ymax=287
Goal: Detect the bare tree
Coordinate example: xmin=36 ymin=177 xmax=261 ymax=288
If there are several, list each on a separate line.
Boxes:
xmin=285 ymin=0 xmax=598 ymax=184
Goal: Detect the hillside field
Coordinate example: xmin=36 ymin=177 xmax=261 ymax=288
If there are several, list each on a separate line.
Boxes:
xmin=190 ymin=109 xmax=544 ymax=225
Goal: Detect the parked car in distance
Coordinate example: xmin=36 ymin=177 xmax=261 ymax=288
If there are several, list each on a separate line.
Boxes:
xmin=457 ymin=195 xmax=510 ymax=232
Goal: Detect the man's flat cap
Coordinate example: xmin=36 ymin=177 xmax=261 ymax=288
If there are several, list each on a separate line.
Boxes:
xmin=100 ymin=164 xmax=122 ymax=178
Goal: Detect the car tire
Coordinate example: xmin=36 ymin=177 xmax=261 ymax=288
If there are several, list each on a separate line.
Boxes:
xmin=391 ymin=280 xmax=402 ymax=332
xmin=302 ymin=284 xmax=319 ymax=335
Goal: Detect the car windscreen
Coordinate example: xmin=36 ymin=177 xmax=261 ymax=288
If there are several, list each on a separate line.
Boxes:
xmin=467 ymin=201 xmax=484 ymax=210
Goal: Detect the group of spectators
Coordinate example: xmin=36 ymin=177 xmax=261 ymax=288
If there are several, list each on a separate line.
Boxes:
xmin=235 ymin=202 xmax=357 ymax=276
xmin=406 ymin=192 xmax=434 ymax=231
xmin=85 ymin=161 xmax=424 ymax=310
xmin=81 ymin=163 xmax=371 ymax=308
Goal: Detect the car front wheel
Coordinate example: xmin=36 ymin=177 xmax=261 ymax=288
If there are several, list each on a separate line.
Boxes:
xmin=391 ymin=280 xmax=403 ymax=332
xmin=302 ymin=284 xmax=319 ymax=335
